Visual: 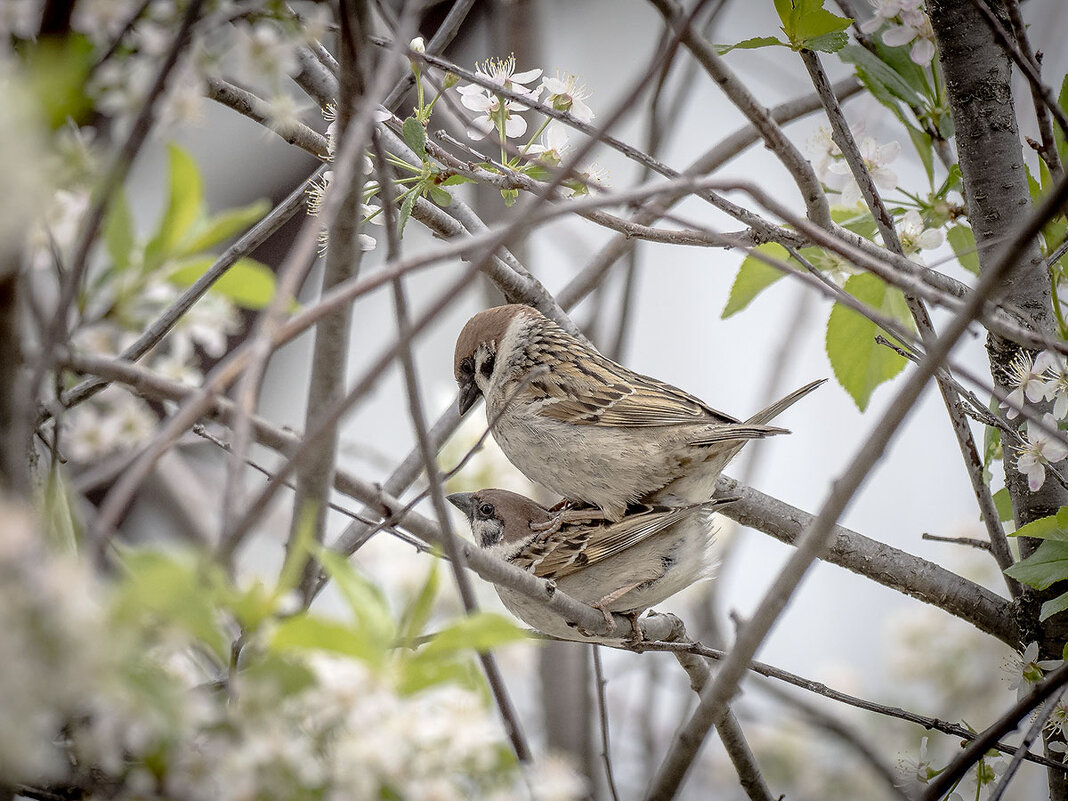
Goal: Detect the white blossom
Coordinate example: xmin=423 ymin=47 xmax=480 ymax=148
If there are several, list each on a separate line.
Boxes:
xmin=541 ymin=72 xmax=594 ymax=123
xmin=1016 ymin=416 xmax=1068 ymax=492
xmin=1002 ymin=351 xmax=1049 ymax=420
xmin=827 ymin=136 xmax=900 ymax=206
xmin=896 ymin=209 xmax=943 ymax=262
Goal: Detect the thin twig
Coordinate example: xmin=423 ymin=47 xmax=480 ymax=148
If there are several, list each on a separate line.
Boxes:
xmin=987 ymin=690 xmax=1066 ymax=801
xmin=646 ymin=174 xmax=1068 ymax=801
xmin=922 ymin=533 xmax=994 ymax=551
xmin=591 ymin=646 xmax=622 ymax=801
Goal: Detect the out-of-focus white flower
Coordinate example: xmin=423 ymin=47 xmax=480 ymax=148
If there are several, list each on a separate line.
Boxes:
xmin=0 ymin=0 xmax=41 ymax=39
xmin=1002 ymin=351 xmax=1049 ymax=420
xmin=896 ymin=209 xmax=943 ymax=262
xmin=527 ymin=753 xmax=588 ymax=801
xmin=261 ymin=92 xmax=311 ymax=135
xmin=176 ymin=292 xmax=240 ymax=358
xmin=807 ymin=125 xmax=844 ymax=183
xmin=541 ymin=72 xmax=594 ymax=123
xmin=231 ymin=20 xmax=300 ymax=88
xmin=158 ymin=63 xmax=207 ymax=128
xmin=860 ymin=0 xmax=923 ymax=33
xmin=27 ymin=189 xmax=90 ymax=271
xmin=1016 ymin=415 xmax=1068 ymax=492
xmin=65 ymin=403 xmax=122 ymax=462
xmin=896 ymin=736 xmax=939 ymax=790
xmin=409 ymin=36 xmax=426 ymax=54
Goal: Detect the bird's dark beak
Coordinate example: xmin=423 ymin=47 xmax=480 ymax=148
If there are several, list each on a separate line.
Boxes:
xmin=458 ymin=379 xmax=480 ymax=415
xmin=447 ymin=492 xmax=475 ymax=517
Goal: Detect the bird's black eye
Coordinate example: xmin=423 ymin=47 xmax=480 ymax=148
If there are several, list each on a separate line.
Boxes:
xmin=480 ymin=353 xmax=495 ymax=378
xmin=477 ymin=502 xmax=495 ymax=518
xmin=460 ymin=357 xmax=474 ymax=375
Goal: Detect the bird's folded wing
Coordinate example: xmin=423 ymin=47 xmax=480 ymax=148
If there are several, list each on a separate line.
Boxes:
xmin=522 ymin=345 xmax=738 ymax=427
xmin=522 ymin=504 xmax=703 ymax=579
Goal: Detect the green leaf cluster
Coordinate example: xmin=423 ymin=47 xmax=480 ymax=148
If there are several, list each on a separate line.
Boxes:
xmin=719 ymin=0 xmax=852 ymax=54
xmin=100 ymin=143 xmax=274 ymax=311
xmin=1006 ymin=508 xmax=1068 ymax=621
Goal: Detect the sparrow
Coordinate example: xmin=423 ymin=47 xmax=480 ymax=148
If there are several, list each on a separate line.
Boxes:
xmin=453 ymin=304 xmax=824 ymax=519
xmin=447 ymin=488 xmax=738 ymax=641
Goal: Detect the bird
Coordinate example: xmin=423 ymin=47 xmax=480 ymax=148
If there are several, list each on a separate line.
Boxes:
xmin=453 ymin=303 xmax=824 ymax=519
xmin=447 ymin=488 xmax=738 ymax=641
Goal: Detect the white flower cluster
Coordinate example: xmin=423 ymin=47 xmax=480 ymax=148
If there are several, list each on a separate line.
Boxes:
xmin=1002 ymin=350 xmax=1068 ymax=491
xmin=0 ymin=508 xmax=586 ymax=801
xmin=808 ymin=124 xmax=901 ymax=208
xmin=64 ymin=279 xmax=239 ymax=462
xmin=861 ymin=0 xmax=937 ymax=67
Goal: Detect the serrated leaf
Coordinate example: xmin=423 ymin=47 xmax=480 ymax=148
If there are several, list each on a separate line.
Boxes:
xmin=104 ymin=188 xmax=135 ymax=271
xmin=803 ymin=30 xmax=849 ymax=54
xmin=271 ymin=615 xmax=382 ymax=663
xmin=773 ymin=0 xmax=793 ymax=27
xmin=946 ymin=225 xmax=980 ymax=275
xmin=832 ymin=208 xmax=878 ymax=239
xmin=179 ymin=200 xmax=270 ymax=256
xmin=1010 ymin=508 xmax=1068 ymax=541
xmin=441 ymin=174 xmax=475 ymax=186
xmin=722 ymin=243 xmax=791 ymax=318
xmin=1004 ymin=538 xmax=1068 ymax=590
xmin=428 ymin=184 xmax=452 ymax=207
xmin=716 ymin=36 xmax=788 ymax=55
xmin=1041 ymin=591 xmax=1068 ymax=622
xmin=145 ymin=144 xmax=204 ymax=270
xmin=420 ymin=613 xmax=528 ymax=658
xmin=993 ymin=487 xmax=1013 ymax=522
xmin=792 ymin=0 xmax=852 ymax=47
xmin=169 ymin=256 xmax=276 ymax=309
xmin=402 ymin=116 xmax=427 ymax=160
xmin=825 ymin=273 xmax=914 ymax=411
xmin=398 ymin=187 xmax=418 ymax=235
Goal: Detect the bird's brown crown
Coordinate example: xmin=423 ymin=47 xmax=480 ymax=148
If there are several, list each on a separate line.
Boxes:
xmin=453 ymin=304 xmax=541 ymax=380
xmin=473 ymin=488 xmax=553 ymax=540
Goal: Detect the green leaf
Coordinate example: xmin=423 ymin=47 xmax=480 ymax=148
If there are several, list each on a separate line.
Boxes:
xmin=42 ymin=468 xmax=79 ymax=553
xmin=168 ymin=256 xmax=276 ymax=310
xmin=145 ymin=144 xmax=204 ymax=270
xmin=104 ymin=189 xmax=136 ymax=271
xmin=1056 ymin=74 xmax=1068 ymax=160
xmin=179 ymin=200 xmax=270 ymax=256
xmin=946 ymin=225 xmax=980 ymax=275
xmin=722 ymin=243 xmax=792 ymax=318
xmin=832 ymin=208 xmax=878 ymax=239
xmin=993 ymin=487 xmax=1013 ymax=523
xmin=398 ymin=654 xmax=481 ymax=695
xmin=24 ymin=35 xmax=94 ymax=128
xmin=241 ymin=652 xmax=317 ymax=697
xmin=825 ymin=273 xmax=914 ymax=411
xmin=428 ymin=184 xmax=452 ymax=207
xmin=873 ymin=38 xmax=929 ymax=105
xmin=420 ymin=613 xmax=529 ymax=658
xmin=773 ymin=0 xmax=793 ymax=27
xmin=838 ymin=44 xmax=924 ymax=108
xmin=1004 ymin=538 xmax=1068 ymax=590
xmin=716 ymin=36 xmax=788 ymax=55
xmin=398 ymin=187 xmax=418 ymax=236
xmin=398 ymin=560 xmax=441 ymax=646
xmin=905 ymin=124 xmax=934 ymax=185
xmin=501 ymin=188 xmax=519 ymax=206
xmin=271 ymin=615 xmax=382 ymax=663
xmin=440 ymin=174 xmax=476 ymax=186
xmin=316 ymin=549 xmax=396 ymax=646
xmin=1041 ymin=591 xmax=1068 ymax=622
xmin=402 ymin=116 xmax=427 ymax=160
xmin=803 ymin=30 xmax=850 ymax=54
xmin=1010 ymin=508 xmax=1068 ymax=541
xmin=113 ymin=549 xmax=229 ymax=661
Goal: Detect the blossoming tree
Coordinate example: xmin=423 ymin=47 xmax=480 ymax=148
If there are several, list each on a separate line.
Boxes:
xmin=3 ymin=0 xmax=1068 ymax=799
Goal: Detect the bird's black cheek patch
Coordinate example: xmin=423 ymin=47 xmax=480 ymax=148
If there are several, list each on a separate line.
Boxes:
xmin=480 ymin=353 xmax=496 ymax=378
